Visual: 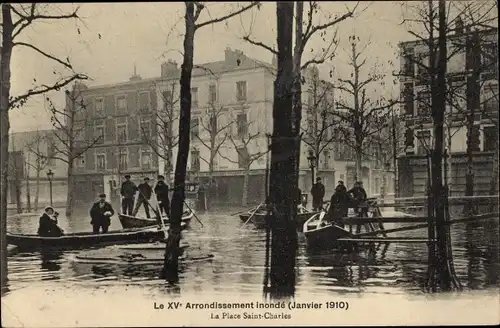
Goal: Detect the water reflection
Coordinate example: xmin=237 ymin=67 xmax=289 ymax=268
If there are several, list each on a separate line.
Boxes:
xmin=5 ymin=211 xmax=500 ymax=297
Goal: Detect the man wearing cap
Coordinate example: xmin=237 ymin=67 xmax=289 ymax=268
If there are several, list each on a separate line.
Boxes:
xmin=154 ymin=175 xmax=170 ymax=217
xmin=310 ymin=177 xmax=326 ymax=211
xmin=120 ymin=174 xmax=137 ymax=215
xmin=90 ymin=193 xmax=115 ymax=233
xmin=133 ymin=177 xmax=153 ymax=218
xmin=37 ymin=206 xmax=64 ymax=237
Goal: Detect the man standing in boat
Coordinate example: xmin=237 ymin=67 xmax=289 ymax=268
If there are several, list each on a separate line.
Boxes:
xmin=154 ymin=175 xmax=170 ymax=218
xmin=133 ymin=177 xmax=153 ymax=218
xmin=38 ymin=206 xmax=64 ymax=237
xmin=121 ymin=174 xmax=137 ymax=215
xmin=310 ymin=177 xmax=325 ymax=211
xmin=348 ymin=181 xmax=368 ymax=217
xmin=90 ymin=193 xmax=115 ymax=233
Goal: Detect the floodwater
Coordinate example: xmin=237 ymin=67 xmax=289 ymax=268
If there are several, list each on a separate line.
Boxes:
xmin=2 ymin=207 xmax=500 ymax=326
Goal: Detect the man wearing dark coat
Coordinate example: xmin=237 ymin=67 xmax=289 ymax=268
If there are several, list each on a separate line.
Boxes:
xmin=38 ymin=206 xmax=64 ymax=237
xmin=310 ymin=177 xmax=326 ymax=211
xmin=120 ymin=174 xmax=137 ymax=215
xmin=328 ymin=184 xmax=351 ymax=226
xmin=348 ymin=181 xmax=368 ymax=217
xmin=154 ymin=175 xmax=170 ymax=217
xmin=90 ymin=193 xmax=115 ymax=233
xmin=133 ymin=177 xmax=153 ymax=218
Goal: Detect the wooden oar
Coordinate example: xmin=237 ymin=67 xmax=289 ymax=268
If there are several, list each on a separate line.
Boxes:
xmin=183 ymin=200 xmax=204 ymax=227
xmin=231 ymin=206 xmax=256 ymax=216
xmin=240 ymin=202 xmax=264 ymax=229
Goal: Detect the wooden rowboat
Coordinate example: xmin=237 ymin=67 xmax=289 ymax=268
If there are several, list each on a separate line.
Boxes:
xmin=6 ymin=223 xmax=186 ymax=250
xmin=118 ymin=210 xmax=193 ymax=229
xmin=303 ymin=212 xmax=353 ymax=249
xmin=239 ymin=208 xmax=318 ymax=229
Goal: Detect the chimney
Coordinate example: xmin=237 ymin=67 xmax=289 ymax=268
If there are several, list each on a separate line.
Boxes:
xmin=225 ymin=47 xmax=246 ymax=66
xmin=161 ymin=60 xmax=179 ymax=77
xmin=455 ymin=15 xmax=464 ymax=35
xmin=129 ymin=64 xmax=142 ymax=81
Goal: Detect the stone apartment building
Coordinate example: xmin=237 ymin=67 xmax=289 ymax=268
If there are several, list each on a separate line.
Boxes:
xmin=398 ymin=26 xmax=498 ymax=197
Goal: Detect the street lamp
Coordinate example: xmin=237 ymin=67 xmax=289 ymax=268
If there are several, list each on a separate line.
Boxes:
xmin=46 ymin=169 xmax=54 ymax=207
xmin=307 ymin=149 xmax=317 ymax=188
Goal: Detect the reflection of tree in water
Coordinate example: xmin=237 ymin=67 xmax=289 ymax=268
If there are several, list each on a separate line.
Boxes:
xmin=40 ymin=249 xmax=63 ymax=273
xmin=464 ymin=221 xmax=487 ymax=289
xmin=482 ymin=220 xmax=499 ymax=287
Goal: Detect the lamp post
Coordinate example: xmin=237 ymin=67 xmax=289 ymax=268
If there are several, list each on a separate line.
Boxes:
xmin=307 ymin=149 xmax=317 ymax=189
xmin=46 ymin=169 xmax=54 ymax=207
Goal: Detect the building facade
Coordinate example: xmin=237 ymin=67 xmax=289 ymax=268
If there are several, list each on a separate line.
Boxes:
xmin=398 ymin=27 xmax=498 ymax=197
xmin=7 ymin=130 xmax=68 ymax=210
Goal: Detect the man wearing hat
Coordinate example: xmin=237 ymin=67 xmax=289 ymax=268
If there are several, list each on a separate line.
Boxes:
xmin=37 ymin=206 xmax=64 ymax=237
xmin=90 ymin=193 xmax=115 ymax=233
xmin=133 ymin=177 xmax=153 ymax=218
xmin=154 ymin=175 xmax=170 ymax=217
xmin=310 ymin=177 xmax=326 ymax=211
xmin=120 ymin=174 xmax=137 ymax=215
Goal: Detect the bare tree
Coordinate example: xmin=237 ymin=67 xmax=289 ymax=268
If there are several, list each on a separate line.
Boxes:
xmin=41 ymin=85 xmax=102 ymax=217
xmin=334 ymin=36 xmax=398 ymax=182
xmin=163 ymin=1 xmax=260 ymax=282
xmin=220 ymin=115 xmax=267 ymax=206
xmin=301 ymin=71 xmax=337 ymax=167
xmin=8 ymin=135 xmax=23 ymax=214
xmin=1 ymin=3 xmax=89 ymax=288
xmin=141 ymin=81 xmax=180 ymax=183
xmin=24 ymin=130 xmax=50 ymax=211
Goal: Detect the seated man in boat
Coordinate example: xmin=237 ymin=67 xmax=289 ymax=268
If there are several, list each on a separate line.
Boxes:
xmin=133 ymin=177 xmax=153 ymax=218
xmin=155 ymin=175 xmax=170 ymax=218
xmin=38 ymin=206 xmax=64 ymax=237
xmin=348 ymin=181 xmax=368 ymax=217
xmin=90 ymin=193 xmax=115 ymax=233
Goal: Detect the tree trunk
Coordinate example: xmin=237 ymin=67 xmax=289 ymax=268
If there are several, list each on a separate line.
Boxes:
xmin=489 ymin=142 xmax=499 ymax=213
xmin=14 ymin=165 xmax=22 ymax=214
xmin=446 ymin=126 xmax=453 ymax=196
xmin=355 ymin=145 xmax=363 ymax=183
xmin=25 ymin=164 xmax=31 ymax=212
xmin=242 ymin=168 xmax=249 ymax=207
xmin=1 ymin=3 xmax=14 ymax=291
xmin=35 ymin=169 xmax=40 ymax=211
xmin=163 ymin=2 xmax=195 ymax=282
xmin=66 ymin=162 xmax=74 ymax=217
xmin=268 ymin=1 xmax=297 ymax=298
xmin=431 ymin=0 xmax=456 ymax=290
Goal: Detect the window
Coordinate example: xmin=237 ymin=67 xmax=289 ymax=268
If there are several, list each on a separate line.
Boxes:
xmin=484 ymin=84 xmax=498 ymax=113
xmin=237 ymin=147 xmax=249 ymax=168
xmin=323 ymin=150 xmax=330 ymax=169
xmin=209 ymin=115 xmax=217 ymax=133
xmin=417 ymin=90 xmax=431 ymax=116
xmin=403 ymin=48 xmax=415 ymax=77
xmin=236 ymin=113 xmax=248 ymax=138
xmin=482 ymin=42 xmax=498 ymax=76
xmin=163 ymin=90 xmax=173 ymax=109
xmin=75 ymin=155 xmax=85 ymax=168
xmin=483 ymin=126 xmax=498 ymax=152
xmin=236 ymin=81 xmax=247 ymax=102
xmin=117 ymin=124 xmax=127 ymax=143
xmin=190 ymin=149 xmax=200 ymax=172
xmin=191 ymin=88 xmax=198 ymax=108
xmin=118 ymin=148 xmax=128 ymax=171
xmin=96 ymin=153 xmax=106 ymax=171
xmin=117 ymin=96 xmax=127 ymax=114
xmin=416 ymin=130 xmax=431 ymax=155
xmin=209 ymin=84 xmax=217 ymax=104
xmin=95 ymin=98 xmax=104 ymax=116
xmin=141 ymin=148 xmax=152 ymax=169
xmin=403 ymin=83 xmax=414 ymax=116
xmin=191 ymin=117 xmax=199 ymax=139
xmin=140 ymin=117 xmax=151 ymax=140
xmin=139 ymin=92 xmax=150 ymax=111
xmin=94 ymin=121 xmax=105 ymax=144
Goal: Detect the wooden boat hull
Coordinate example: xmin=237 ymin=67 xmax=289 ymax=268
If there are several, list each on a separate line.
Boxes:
xmin=239 ymin=211 xmax=318 ymax=229
xmin=303 ymin=223 xmax=352 ymax=249
xmin=6 ymin=226 xmax=182 ymax=250
xmin=118 ymin=211 xmax=193 ymax=229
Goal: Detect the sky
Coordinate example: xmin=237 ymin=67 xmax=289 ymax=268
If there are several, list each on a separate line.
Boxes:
xmin=7 ymin=1 xmax=417 ymax=133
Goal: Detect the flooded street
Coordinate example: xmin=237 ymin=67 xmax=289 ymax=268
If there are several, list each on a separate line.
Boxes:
xmin=4 ymin=208 xmax=499 ymax=295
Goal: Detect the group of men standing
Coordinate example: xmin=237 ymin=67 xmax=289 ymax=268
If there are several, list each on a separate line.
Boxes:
xmin=310 ymin=177 xmax=369 ymax=221
xmin=120 ymin=174 xmax=171 ymax=218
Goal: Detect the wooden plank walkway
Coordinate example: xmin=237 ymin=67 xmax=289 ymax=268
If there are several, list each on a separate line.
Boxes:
xmin=337 ymin=238 xmax=435 ymax=243
xmin=340 ymin=212 xmax=499 ymax=225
